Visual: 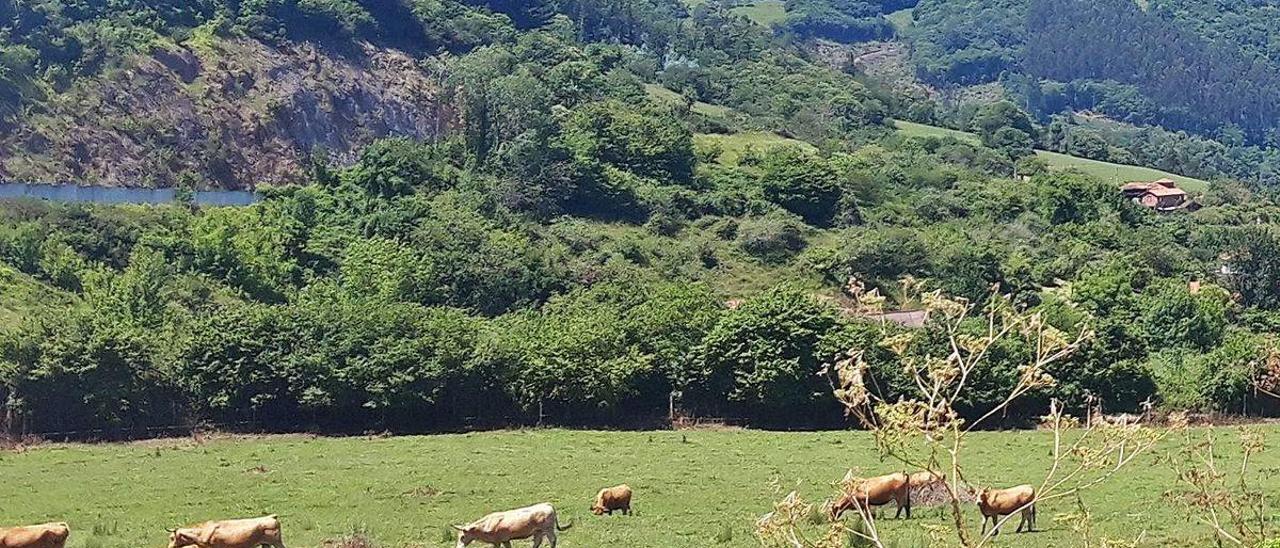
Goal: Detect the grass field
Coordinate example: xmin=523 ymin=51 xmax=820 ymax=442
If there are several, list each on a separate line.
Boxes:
xmin=893 ymin=120 xmax=1210 ymax=192
xmin=885 ymin=8 xmax=914 ymax=32
xmin=733 ymin=0 xmax=787 ymax=26
xmin=695 ymin=132 xmax=816 ymax=166
xmin=644 ymin=84 xmax=733 ymax=119
xmin=0 ymin=428 xmax=1269 ymax=547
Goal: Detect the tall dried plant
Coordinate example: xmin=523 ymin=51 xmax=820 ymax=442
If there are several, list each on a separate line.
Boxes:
xmin=757 ymin=279 xmax=1166 ymax=548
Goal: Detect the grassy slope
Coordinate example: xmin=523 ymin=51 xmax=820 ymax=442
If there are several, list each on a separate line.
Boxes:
xmin=894 ymin=120 xmax=1210 ymax=192
xmin=693 ymin=132 xmax=816 ymax=166
xmin=579 ymin=219 xmax=824 ymax=300
xmin=644 ymin=84 xmax=732 ymax=118
xmin=0 ymin=429 xmax=1260 ymax=547
xmin=0 ymin=265 xmax=71 ymax=332
xmin=885 ymin=8 xmax=914 ymax=32
xmin=734 ymin=0 xmax=787 ymax=26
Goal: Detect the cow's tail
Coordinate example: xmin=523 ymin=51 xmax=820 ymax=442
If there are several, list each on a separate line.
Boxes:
xmin=556 ymin=517 xmax=574 ymax=532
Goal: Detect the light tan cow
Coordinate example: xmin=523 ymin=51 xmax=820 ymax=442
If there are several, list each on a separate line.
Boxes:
xmin=831 ymin=472 xmax=912 ymax=520
xmin=0 ymin=522 xmax=69 ymax=548
xmin=909 ymin=470 xmax=943 ymax=490
xmin=167 ymin=515 xmax=285 ymax=548
xmin=976 ymin=484 xmax=1036 ymax=536
xmin=454 ymin=503 xmax=571 ymax=548
xmin=591 ymin=484 xmax=633 ymax=516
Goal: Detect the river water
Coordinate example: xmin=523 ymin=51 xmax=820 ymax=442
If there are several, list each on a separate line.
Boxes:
xmin=0 ymin=182 xmax=260 ymax=206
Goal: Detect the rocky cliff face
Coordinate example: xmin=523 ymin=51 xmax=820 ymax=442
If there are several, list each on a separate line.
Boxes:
xmin=0 ymin=38 xmax=451 ymax=190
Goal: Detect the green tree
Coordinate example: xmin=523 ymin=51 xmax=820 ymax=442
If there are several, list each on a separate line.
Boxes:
xmin=759 ymin=147 xmax=841 ymax=227
xmin=563 ymin=100 xmax=696 ymax=182
xmin=971 ymin=101 xmax=1037 ymax=147
xmin=345 ymin=139 xmax=456 ymax=198
xmin=693 ymin=285 xmax=845 ymax=424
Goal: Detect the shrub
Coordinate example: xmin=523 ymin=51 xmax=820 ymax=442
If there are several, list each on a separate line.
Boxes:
xmin=735 ymin=211 xmax=808 ymax=264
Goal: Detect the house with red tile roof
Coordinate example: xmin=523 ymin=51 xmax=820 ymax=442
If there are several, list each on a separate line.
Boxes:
xmin=1121 ymin=178 xmax=1191 ymax=211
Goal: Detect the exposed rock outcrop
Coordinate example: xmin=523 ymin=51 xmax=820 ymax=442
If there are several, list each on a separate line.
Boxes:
xmin=0 ymin=38 xmax=453 ymax=189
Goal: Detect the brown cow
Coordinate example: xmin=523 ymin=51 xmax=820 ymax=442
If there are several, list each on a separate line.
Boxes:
xmin=167 ymin=515 xmax=285 ymax=548
xmin=831 ymin=472 xmax=912 ymax=520
xmin=591 ymin=484 xmax=633 ymax=516
xmin=454 ymin=503 xmax=572 ymax=548
xmin=0 ymin=522 xmax=69 ymax=548
xmin=976 ymin=484 xmax=1036 ymax=536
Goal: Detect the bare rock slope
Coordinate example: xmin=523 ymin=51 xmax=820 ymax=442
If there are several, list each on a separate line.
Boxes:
xmin=0 ymin=38 xmax=449 ymax=189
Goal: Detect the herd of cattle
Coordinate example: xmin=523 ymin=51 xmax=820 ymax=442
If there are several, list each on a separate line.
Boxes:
xmin=0 ymin=473 xmax=1037 ymax=547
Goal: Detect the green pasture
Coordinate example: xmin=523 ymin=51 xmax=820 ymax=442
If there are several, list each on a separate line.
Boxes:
xmin=0 ymin=428 xmax=1265 ymax=547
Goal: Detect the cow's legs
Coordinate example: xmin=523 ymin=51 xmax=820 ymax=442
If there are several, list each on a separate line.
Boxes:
xmin=548 ymin=530 xmax=558 ymax=548
xmin=531 ymin=533 xmax=544 ymax=548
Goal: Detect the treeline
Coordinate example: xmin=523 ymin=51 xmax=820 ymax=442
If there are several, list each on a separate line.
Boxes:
xmin=1023 ymin=0 xmax=1280 ymax=147
xmin=908 ymin=0 xmax=1280 ymax=148
xmin=4 ymin=0 xmax=1280 ymax=438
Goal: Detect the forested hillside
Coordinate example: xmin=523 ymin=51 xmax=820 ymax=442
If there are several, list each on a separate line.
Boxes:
xmin=3 ymin=0 xmax=1280 ymax=438
xmin=897 ymin=0 xmax=1280 ymax=186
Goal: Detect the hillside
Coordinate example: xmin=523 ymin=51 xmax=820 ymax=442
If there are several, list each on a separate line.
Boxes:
xmin=893 ymin=0 xmax=1280 ymax=186
xmin=1 ymin=37 xmax=447 ymax=189
xmin=894 ymin=120 xmax=1210 ymax=191
xmin=7 ymin=4 xmax=1280 ymax=547
xmin=1 ymin=0 xmax=1280 ymax=441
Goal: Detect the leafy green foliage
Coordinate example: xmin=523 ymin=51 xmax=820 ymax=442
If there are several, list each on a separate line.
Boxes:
xmin=692 ymin=285 xmax=844 ymax=423
xmin=2 ymin=0 xmax=1280 ymax=436
xmin=758 ymin=147 xmax=841 ymax=226
xmin=781 ymin=0 xmax=895 ymax=43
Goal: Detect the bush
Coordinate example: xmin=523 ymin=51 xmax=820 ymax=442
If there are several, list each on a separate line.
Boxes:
xmin=735 ymin=211 xmax=808 ymax=264
xmin=759 ymin=147 xmax=842 ymax=227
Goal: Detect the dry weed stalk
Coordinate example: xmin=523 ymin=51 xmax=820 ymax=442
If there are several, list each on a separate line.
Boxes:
xmin=1166 ymin=424 xmax=1274 ymax=546
xmin=1163 ymin=337 xmax=1280 ymax=547
xmin=757 ymin=280 xmax=1166 ymax=548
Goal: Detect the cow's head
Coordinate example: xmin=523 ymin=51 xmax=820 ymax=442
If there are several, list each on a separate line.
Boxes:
xmin=591 ymin=503 xmax=605 ymax=515
xmin=166 ymin=528 xmax=197 ymax=548
xmin=452 ymin=525 xmax=477 ymax=547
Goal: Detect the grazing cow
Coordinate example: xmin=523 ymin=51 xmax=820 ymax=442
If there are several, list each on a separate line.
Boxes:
xmin=909 ymin=470 xmax=944 ymax=490
xmin=167 ymin=515 xmax=285 ymax=548
xmin=0 ymin=522 xmax=69 ymax=548
xmin=831 ymin=472 xmax=912 ymax=520
xmin=976 ymin=485 xmax=1036 ymax=536
xmin=592 ymin=484 xmax=633 ymax=516
xmin=454 ymin=503 xmax=572 ymax=548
